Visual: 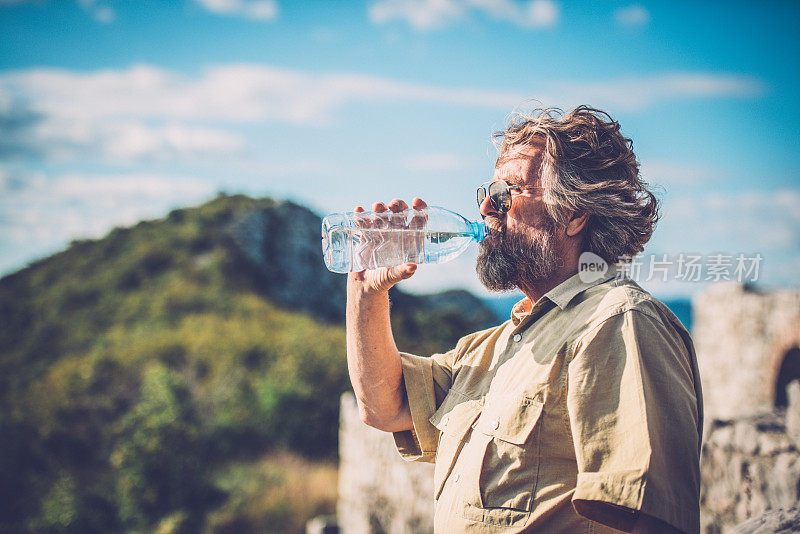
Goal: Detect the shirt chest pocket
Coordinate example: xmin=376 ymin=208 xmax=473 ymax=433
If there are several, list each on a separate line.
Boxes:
xmin=429 ymin=391 xmax=482 ymax=501
xmin=468 ymin=394 xmax=544 ymax=521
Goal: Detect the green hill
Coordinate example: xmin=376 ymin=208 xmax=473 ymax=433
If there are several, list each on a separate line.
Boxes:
xmin=0 ymin=193 xmax=496 ymax=533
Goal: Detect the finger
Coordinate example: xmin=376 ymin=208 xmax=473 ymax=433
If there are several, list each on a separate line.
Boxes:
xmin=388 ymin=199 xmax=408 ymax=212
xmin=399 ymin=263 xmax=417 ymax=280
xmin=409 ymin=198 xmax=428 ymax=229
xmin=387 ymin=199 xmax=408 ymax=228
xmin=370 ymin=202 xmax=389 ymax=228
xmin=353 ymin=205 xmax=369 ymax=229
xmin=378 ymin=263 xmax=417 ymax=290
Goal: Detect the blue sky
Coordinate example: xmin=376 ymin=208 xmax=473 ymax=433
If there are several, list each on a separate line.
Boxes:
xmin=0 ymin=0 xmax=798 ymax=299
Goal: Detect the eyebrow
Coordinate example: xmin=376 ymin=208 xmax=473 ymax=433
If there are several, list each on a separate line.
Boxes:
xmin=502 ymin=174 xmax=526 ymax=186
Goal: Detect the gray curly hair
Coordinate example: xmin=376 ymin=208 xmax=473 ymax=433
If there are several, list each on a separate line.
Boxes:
xmin=493 ymin=105 xmax=660 ymax=263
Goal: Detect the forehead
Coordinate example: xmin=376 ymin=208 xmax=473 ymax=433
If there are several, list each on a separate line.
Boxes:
xmin=494 ymin=145 xmax=543 ymax=186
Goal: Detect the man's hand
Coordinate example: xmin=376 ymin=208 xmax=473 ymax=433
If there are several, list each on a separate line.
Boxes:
xmin=348 ymin=197 xmax=428 ymax=294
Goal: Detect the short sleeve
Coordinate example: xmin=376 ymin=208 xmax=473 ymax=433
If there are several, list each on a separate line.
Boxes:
xmin=392 ymin=349 xmax=455 ymax=463
xmin=567 ymin=308 xmax=702 ymax=534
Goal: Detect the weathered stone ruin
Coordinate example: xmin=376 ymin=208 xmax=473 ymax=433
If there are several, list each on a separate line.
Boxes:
xmin=694 ymin=283 xmax=800 ymax=533
xmin=337 ymin=393 xmax=434 ymax=534
xmin=693 ymin=283 xmax=800 ymax=422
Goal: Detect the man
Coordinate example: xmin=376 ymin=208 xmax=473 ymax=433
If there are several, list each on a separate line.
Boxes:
xmin=346 ymin=106 xmax=703 ymax=533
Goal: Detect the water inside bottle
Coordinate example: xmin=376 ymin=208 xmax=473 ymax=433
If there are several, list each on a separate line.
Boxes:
xmin=323 ymin=226 xmax=475 ymax=273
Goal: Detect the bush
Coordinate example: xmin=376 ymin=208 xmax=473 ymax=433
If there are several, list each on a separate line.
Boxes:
xmin=111 ymin=363 xmax=221 ymax=531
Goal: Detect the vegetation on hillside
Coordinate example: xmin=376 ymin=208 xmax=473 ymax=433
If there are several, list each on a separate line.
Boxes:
xmin=0 ymin=194 xmax=497 ymax=533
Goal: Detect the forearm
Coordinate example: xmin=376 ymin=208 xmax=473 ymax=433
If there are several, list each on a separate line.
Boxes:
xmin=346 ymin=280 xmax=412 ymax=432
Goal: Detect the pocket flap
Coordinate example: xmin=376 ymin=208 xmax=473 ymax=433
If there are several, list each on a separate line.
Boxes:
xmin=429 ymin=390 xmax=483 ymax=501
xmin=475 ymin=395 xmax=543 ymax=445
xmin=429 ymin=389 xmax=481 ymax=435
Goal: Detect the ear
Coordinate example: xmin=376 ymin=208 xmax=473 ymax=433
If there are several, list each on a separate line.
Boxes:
xmin=565 ymin=211 xmax=589 ymax=237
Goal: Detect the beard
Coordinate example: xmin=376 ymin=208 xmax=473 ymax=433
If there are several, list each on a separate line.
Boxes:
xmin=476 ymin=218 xmax=561 ymax=292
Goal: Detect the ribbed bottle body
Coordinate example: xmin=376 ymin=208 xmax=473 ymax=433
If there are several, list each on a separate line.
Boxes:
xmin=321 ymin=207 xmax=485 ymax=273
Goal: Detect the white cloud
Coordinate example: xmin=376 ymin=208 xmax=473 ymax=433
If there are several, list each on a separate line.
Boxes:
xmin=640 ymin=160 xmax=715 ymax=186
xmin=369 ymin=0 xmax=464 ymax=31
xmin=0 ymin=64 xmax=765 ymax=168
xmin=701 ymin=189 xmax=800 ymax=223
xmin=368 ymin=0 xmax=558 ymax=31
xmin=0 ymin=171 xmax=217 ymax=269
xmin=550 ymin=72 xmax=764 ymax=111
xmin=36 ymin=118 xmax=245 ymax=162
xmin=193 ymin=0 xmax=278 ymax=21
xmin=50 ymin=172 xmax=213 ymax=200
xmin=403 ymin=152 xmax=472 ymax=172
xmin=524 ymin=0 xmax=558 ymax=28
xmin=0 ymin=64 xmax=764 ymax=127
xmin=632 ymin=188 xmax=800 ymax=295
xmin=78 ymin=0 xmax=116 ymax=24
xmin=93 ymin=6 xmax=115 ymax=23
xmin=614 ymin=4 xmax=650 ymax=27
xmin=655 ymin=188 xmax=800 ymax=270
xmin=2 ymin=64 xmax=533 ymax=141
xmin=465 ymin=0 xmax=516 ymax=19
xmin=102 ymin=123 xmax=245 ymax=161
xmin=3 ymin=0 xmax=118 ymax=23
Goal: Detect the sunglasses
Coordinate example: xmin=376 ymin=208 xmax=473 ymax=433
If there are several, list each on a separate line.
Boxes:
xmin=476 ymin=180 xmax=535 ymax=215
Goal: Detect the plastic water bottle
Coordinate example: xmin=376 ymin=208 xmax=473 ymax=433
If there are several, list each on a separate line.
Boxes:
xmin=321 ymin=206 xmax=486 ymax=273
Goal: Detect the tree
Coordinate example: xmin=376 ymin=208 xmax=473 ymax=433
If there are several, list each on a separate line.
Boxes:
xmin=111 ymin=363 xmax=220 ymax=531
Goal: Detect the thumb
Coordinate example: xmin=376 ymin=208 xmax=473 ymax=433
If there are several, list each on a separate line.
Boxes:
xmin=385 ymin=263 xmax=417 ymax=285
xmin=374 ymin=263 xmax=417 ymax=292
xmin=397 ymin=263 xmax=418 ymax=280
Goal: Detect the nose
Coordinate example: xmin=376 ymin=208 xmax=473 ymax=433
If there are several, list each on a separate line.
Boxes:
xmin=479 ymin=191 xmax=501 ymax=219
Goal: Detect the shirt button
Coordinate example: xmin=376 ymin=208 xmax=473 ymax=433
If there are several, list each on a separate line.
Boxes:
xmin=491 ymin=419 xmax=500 ymax=430
xmin=453 ymin=473 xmax=460 ymax=483
xmin=442 ymin=416 xmax=449 ymax=427
xmin=513 ymin=333 xmax=522 ymax=342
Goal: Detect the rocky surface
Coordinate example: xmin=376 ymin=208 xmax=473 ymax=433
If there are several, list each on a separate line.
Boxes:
xmin=700 ymin=404 xmax=800 ymax=533
xmin=694 ymin=283 xmax=800 ymax=532
xmin=337 ymin=393 xmax=434 ymax=534
xmin=731 ymin=507 xmax=800 ymax=534
xmin=229 ymin=200 xmax=348 ymax=323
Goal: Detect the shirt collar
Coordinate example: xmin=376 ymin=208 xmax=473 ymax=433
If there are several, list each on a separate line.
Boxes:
xmin=509 ymin=263 xmax=621 ymax=325
xmin=545 ymin=262 xmax=621 ymax=310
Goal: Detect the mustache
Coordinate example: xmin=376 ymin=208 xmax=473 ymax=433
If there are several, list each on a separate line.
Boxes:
xmin=482 ymin=215 xmax=505 ymax=237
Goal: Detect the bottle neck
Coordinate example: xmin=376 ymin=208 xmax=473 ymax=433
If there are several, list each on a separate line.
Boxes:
xmin=469 ymin=220 xmax=487 ymax=242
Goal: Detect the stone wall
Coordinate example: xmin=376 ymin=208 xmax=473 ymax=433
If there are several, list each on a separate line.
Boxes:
xmin=731 ymin=507 xmax=800 ymax=534
xmin=693 ymin=283 xmax=800 ymax=421
xmin=337 ymin=393 xmax=434 ymax=534
xmin=700 ymin=385 xmax=800 ymax=533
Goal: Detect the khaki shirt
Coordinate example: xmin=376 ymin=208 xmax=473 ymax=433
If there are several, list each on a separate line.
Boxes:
xmin=393 ymin=266 xmax=703 ymax=533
